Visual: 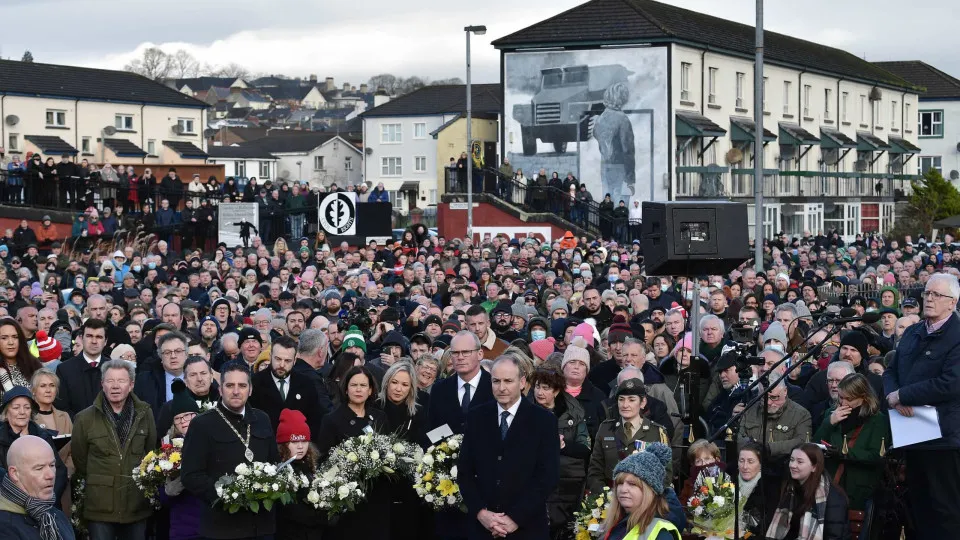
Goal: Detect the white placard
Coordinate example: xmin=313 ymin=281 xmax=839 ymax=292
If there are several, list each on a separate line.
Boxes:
xmin=426 ymin=424 xmax=455 ymax=444
xmin=890 ymin=405 xmax=942 ymax=448
xmin=218 ymin=203 xmax=260 ymax=247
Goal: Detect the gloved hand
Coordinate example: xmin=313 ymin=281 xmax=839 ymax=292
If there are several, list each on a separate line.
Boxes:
xmin=165 ymin=476 xmax=184 ymax=497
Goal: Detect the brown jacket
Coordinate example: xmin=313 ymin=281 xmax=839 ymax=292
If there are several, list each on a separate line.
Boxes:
xmin=480 ymin=330 xmax=509 ymax=360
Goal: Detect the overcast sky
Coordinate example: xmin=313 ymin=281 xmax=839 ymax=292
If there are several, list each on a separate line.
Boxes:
xmin=3 ymin=0 xmax=956 ymax=85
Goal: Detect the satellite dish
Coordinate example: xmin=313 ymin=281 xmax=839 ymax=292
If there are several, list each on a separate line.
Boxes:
xmin=364 ymin=147 xmax=373 ymax=155
xmin=102 ymin=125 xmax=117 ymax=136
xmin=4 ymin=115 xmax=19 ymax=126
xmin=855 ymin=159 xmax=869 ymax=172
xmin=725 ymin=148 xmax=743 ymax=165
xmin=955 ymin=142 xmax=960 ymax=153
xmin=279 ymin=169 xmax=290 ymax=179
xmin=823 ymin=149 xmax=840 ymax=166
xmin=950 ymin=170 xmax=959 ymax=180
xmin=171 ymin=124 xmax=185 ymax=135
xmin=869 ymin=87 xmax=883 ymax=101
xmin=203 ymin=128 xmax=217 ymax=138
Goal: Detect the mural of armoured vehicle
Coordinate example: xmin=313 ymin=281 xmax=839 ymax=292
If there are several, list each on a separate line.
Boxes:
xmin=511 ymin=64 xmax=633 ymax=155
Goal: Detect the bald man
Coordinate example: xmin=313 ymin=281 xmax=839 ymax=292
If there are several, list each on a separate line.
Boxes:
xmin=0 ymin=435 xmax=74 ymax=539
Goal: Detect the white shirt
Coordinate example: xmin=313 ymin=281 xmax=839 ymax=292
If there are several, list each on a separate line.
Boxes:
xmin=497 ymin=399 xmax=522 ymax=430
xmin=272 ymin=374 xmax=290 ymax=399
xmin=457 ymin=370 xmax=482 ymax=405
xmin=83 ymin=353 xmax=102 ymax=367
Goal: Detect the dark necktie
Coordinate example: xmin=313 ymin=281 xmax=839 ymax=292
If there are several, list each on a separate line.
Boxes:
xmin=279 ymin=379 xmax=287 ymax=400
xmin=461 ymin=383 xmax=471 ymax=414
xmin=500 ymin=411 xmax=510 ymax=440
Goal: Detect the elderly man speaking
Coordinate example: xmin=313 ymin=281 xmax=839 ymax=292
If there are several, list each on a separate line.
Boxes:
xmin=0 ymin=435 xmax=74 ymax=539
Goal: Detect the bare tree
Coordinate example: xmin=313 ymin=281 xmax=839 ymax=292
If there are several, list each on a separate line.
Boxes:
xmin=431 ymin=77 xmax=464 ymax=86
xmin=170 ymin=49 xmax=200 ymax=78
xmin=124 ymin=47 xmax=172 ymax=81
xmin=368 ymin=73 xmax=399 ymax=94
xmin=21 ymin=50 xmax=34 ymax=63
xmin=397 ymin=76 xmax=427 ymax=95
xmin=218 ymin=63 xmax=250 ymax=79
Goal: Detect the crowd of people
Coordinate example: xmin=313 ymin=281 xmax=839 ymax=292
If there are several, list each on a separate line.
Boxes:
xmin=0 ymin=219 xmax=954 ymax=540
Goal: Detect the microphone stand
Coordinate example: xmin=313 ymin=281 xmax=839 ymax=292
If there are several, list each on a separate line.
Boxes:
xmin=708 ymin=321 xmax=847 ymax=539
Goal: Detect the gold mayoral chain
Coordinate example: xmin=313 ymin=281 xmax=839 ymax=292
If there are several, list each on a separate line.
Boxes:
xmin=216 ymin=407 xmax=254 ymax=462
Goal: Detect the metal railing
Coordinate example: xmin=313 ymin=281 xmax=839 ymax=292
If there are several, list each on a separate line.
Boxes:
xmin=444 ymin=167 xmax=641 ymax=243
xmin=816 ymin=281 xmax=924 ymax=305
xmin=675 ymin=167 xmax=918 ymax=199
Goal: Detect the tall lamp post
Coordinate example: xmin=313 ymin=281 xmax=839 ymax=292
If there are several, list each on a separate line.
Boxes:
xmin=464 ymin=24 xmax=486 ymax=242
xmin=754 ymin=0 xmax=765 ymax=271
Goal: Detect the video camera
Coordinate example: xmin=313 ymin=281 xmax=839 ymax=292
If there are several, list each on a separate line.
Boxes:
xmin=723 ymin=320 xmax=765 ymax=385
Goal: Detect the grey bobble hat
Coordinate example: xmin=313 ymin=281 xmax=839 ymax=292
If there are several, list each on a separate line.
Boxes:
xmin=612 ymin=442 xmax=672 ymax=495
xmin=549 ymin=297 xmax=569 ymax=315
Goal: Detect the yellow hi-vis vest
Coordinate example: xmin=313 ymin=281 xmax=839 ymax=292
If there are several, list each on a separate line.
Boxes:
xmin=622 ymin=518 xmax=681 ymax=540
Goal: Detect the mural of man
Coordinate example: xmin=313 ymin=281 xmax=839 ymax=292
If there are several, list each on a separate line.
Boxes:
xmin=592 ymin=82 xmax=636 ymax=200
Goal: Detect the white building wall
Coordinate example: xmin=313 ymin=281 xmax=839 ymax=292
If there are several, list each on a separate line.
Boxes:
xmin=362 ymin=114 xmax=454 ymax=206
xmin=915 ymin=99 xmax=960 ymax=185
xmin=272 ymin=139 xmax=363 ymax=189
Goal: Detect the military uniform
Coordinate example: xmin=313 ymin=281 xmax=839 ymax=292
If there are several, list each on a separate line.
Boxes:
xmin=586 ymin=415 xmax=671 ymax=495
xmin=738 ymin=397 xmax=812 ymax=460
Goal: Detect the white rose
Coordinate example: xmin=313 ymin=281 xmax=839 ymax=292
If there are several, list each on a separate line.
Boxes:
xmin=272 ymin=483 xmax=279 ymax=491
xmin=172 ymin=438 xmax=184 ymax=448
xmin=235 ymin=464 xmax=250 ymax=476
xmin=425 ymin=494 xmax=434 ymax=503
xmin=694 ymin=506 xmax=704 ymax=516
xmin=386 ymin=452 xmax=396 ymax=462
xmin=320 ymin=480 xmax=330 ymax=488
xmin=713 ymin=495 xmax=725 ymax=507
xmin=448 ymin=438 xmax=460 ymax=450
xmin=159 ymin=460 xmax=173 ymax=471
xmin=337 ymin=485 xmax=351 ymax=499
xmin=393 ymin=443 xmax=406 ymax=454
xmin=307 ymin=491 xmax=320 ymax=504
xmin=347 ymin=452 xmax=358 ymax=463
xmin=370 ymin=450 xmax=380 ymax=461
xmin=450 ymin=466 xmax=458 ymax=479
xmin=423 ymin=455 xmax=434 ymax=467
xmin=592 ymin=509 xmax=601 ymax=519
xmin=231 ymin=492 xmax=239 ymax=500
xmin=215 ymin=486 xmax=223 ymax=497
xmin=447 ymin=495 xmax=457 ymax=505
xmin=264 ymin=464 xmax=277 ymax=476
xmin=355 ymin=489 xmax=362 ymax=496
xmin=253 ymin=483 xmax=262 ymax=491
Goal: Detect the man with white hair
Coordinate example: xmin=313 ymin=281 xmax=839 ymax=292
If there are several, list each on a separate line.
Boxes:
xmin=885 ymin=273 xmax=960 ymax=537
xmin=808 ymin=361 xmax=855 ymax=431
xmin=738 ymin=380 xmax=811 ymax=461
xmin=698 ymin=314 xmax=731 ymax=365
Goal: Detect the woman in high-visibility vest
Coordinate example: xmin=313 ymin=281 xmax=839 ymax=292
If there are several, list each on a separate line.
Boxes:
xmin=603 ymin=442 xmax=681 ymax=540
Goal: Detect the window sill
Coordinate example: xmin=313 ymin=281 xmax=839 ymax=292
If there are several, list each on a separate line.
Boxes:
xmin=803 ymin=117 xmax=815 ymax=122
xmin=735 ymin=107 xmax=749 ymax=114
xmin=859 ymin=124 xmax=869 ymax=129
xmin=783 ymin=113 xmax=795 ymax=119
xmin=764 ymin=111 xmax=771 ymax=116
xmin=45 ymin=125 xmax=70 ymax=130
xmin=905 ymin=130 xmax=913 ymax=134
xmin=824 ymin=119 xmax=835 ymax=125
xmin=842 ymin=121 xmax=852 ymax=126
xmin=82 ymin=153 xmax=95 ymax=157
xmin=679 ymin=100 xmax=696 ymax=107
xmin=891 ymin=128 xmax=900 ymax=133
xmin=874 ymin=126 xmax=884 ymax=131
xmin=114 ymin=129 xmax=137 ymax=134
xmin=707 ymin=103 xmax=722 ymax=110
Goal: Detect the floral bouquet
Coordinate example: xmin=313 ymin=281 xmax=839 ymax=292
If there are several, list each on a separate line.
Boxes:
xmin=132 ymin=438 xmax=184 ymax=507
xmin=413 ymin=434 xmax=465 ymax=511
xmin=572 ymin=486 xmax=613 ymax=540
xmin=214 ymin=461 xmax=303 ymax=514
xmin=686 ymin=469 xmax=740 ymax=539
xmin=306 ymin=432 xmax=419 ymax=517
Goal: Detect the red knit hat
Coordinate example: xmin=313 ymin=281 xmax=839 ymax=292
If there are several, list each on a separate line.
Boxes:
xmin=35 ymin=331 xmax=62 ymax=364
xmin=529 ymin=337 xmax=556 ymax=363
xmin=276 ymin=409 xmax=310 ymax=443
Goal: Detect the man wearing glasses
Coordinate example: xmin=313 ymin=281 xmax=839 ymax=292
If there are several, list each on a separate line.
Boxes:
xmin=884 ymin=273 xmax=960 ymax=538
xmin=134 ymin=331 xmax=189 ymax=419
xmin=738 ymin=376 xmax=811 ymax=463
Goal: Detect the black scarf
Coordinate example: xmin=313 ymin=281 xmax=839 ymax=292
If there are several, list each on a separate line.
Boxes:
xmin=840 ymin=406 xmax=867 ymax=434
xmin=0 ymin=475 xmax=62 ymax=540
xmin=102 ymin=396 xmax=134 ymax=447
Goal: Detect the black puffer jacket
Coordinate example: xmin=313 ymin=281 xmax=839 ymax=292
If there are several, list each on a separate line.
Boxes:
xmin=574 ymin=378 xmax=607 ymax=441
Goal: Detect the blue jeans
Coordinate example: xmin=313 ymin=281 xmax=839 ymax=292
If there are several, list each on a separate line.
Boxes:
xmin=290 ymin=214 xmax=305 ymax=239
xmin=88 ymin=519 xmax=147 ymax=540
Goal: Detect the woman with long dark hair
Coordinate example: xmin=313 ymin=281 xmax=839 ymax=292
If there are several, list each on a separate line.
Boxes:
xmin=0 ymin=318 xmax=42 ymax=391
xmin=766 ymin=443 xmax=848 ymax=540
xmin=275 ymin=409 xmax=324 ymax=540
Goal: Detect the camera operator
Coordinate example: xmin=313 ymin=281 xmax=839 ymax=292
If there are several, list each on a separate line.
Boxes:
xmin=705 ymin=351 xmax=755 ymax=434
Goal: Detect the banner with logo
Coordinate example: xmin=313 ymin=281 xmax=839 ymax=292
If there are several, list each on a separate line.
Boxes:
xmin=319 ymin=192 xmax=357 ymax=236
xmin=218 ymin=203 xmax=260 ymax=246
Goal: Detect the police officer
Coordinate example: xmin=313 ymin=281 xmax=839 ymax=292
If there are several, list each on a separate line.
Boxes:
xmin=587 ymin=377 xmax=670 ymax=495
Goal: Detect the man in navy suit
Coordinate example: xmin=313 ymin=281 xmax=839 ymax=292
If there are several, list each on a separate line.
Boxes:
xmin=459 ymin=355 xmax=560 ymax=539
xmin=250 ymin=336 xmax=324 ymax=439
xmin=427 ymin=331 xmax=495 ymax=540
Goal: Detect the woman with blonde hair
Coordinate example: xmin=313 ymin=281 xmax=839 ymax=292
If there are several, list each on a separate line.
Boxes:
xmin=602 ymin=443 xmax=681 ymax=540
xmin=273 ymin=237 xmax=289 ymax=259
xmin=30 ymin=368 xmax=73 ymax=471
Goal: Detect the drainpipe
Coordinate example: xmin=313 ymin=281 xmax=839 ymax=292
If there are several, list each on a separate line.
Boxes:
xmin=140 ymin=103 xmax=146 ymax=164
xmin=1 ymin=95 xmax=6 ymax=147
xmin=699 ymin=49 xmax=708 ymax=116
xmin=74 ymin=98 xmax=80 ymax=154
xmin=797 ymin=70 xmax=807 ymax=122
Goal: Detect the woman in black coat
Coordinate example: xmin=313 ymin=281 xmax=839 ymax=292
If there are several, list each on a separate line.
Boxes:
xmin=315 ymin=366 xmax=389 ymax=540
xmin=276 ymin=409 xmax=324 ymax=540
xmin=373 ymin=362 xmax=431 ymax=539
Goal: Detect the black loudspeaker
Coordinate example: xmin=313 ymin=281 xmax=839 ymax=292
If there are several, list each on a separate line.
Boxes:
xmin=641 ymin=201 xmax=750 ymax=276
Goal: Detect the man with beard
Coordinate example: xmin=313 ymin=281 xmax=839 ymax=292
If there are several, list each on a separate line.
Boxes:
xmin=156 ymin=356 xmax=219 ymax=441
xmin=285 ymin=310 xmax=306 ymax=343
xmin=250 ymin=336 xmax=323 ymax=437
xmin=573 ymin=286 xmax=613 ymax=332
xmin=806 ymin=361 xmax=855 ymax=432
xmin=489 ymin=301 xmax=519 ymax=342
xmin=322 ymin=292 xmax=342 ymax=323
xmin=198 ymin=315 xmax=222 ymax=357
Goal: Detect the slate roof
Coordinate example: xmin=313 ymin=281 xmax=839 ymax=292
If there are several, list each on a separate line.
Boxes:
xmin=873 ymin=61 xmax=960 ymax=99
xmin=360 ymin=84 xmax=501 ymax=117
xmin=492 ymin=0 xmax=915 ymax=90
xmin=0 ymin=60 xmax=208 ymax=107
xmin=24 ymin=135 xmax=78 ymax=155
xmin=103 ymin=138 xmax=147 ymax=157
xmin=175 ymin=77 xmax=245 ymax=90
xmin=163 ymin=140 xmax=208 ymax=159
xmin=240 ymin=132 xmax=339 ymax=153
xmin=207 ymin=145 xmax=278 ymax=160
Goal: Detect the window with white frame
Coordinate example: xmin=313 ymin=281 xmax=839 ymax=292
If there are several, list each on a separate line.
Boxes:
xmin=735 ymin=72 xmax=745 ymax=108
xmin=259 ymin=161 xmax=271 ymax=177
xmin=762 ymin=77 xmax=768 ymax=112
xmin=841 ymin=92 xmax=848 ymax=122
xmin=388 ymin=190 xmax=404 ymax=209
xmin=824 ymin=203 xmax=849 ymax=237
xmin=429 ymin=189 xmax=437 ymax=205
xmin=414 ymin=156 xmax=427 ymax=173
xmin=905 ymin=103 xmax=911 ymax=132
xmin=177 ymin=118 xmax=195 ymax=134
xmin=7 ymin=133 xmax=18 ymax=151
xmin=81 ymin=137 xmax=91 ymax=153
xmin=802 ymin=85 xmax=811 ymax=117
xmin=314 ymin=156 xmax=325 ymax=170
xmin=115 ymin=114 xmax=134 ymax=130
xmin=919 ymin=110 xmax=943 ymax=137
xmin=860 ymin=95 xmax=866 ymax=125
xmin=380 ymin=123 xmax=402 ymax=144
xmin=344 ymin=157 xmax=353 ymax=170
xmin=874 ymin=101 xmax=882 ymax=128
xmin=783 ymin=81 xmax=791 ymax=114
xmin=235 ymin=161 xmax=246 ymax=177
xmin=824 ymin=89 xmax=832 ymax=119
xmin=920 ymin=156 xmax=942 ymax=174
xmin=413 ymin=123 xmax=427 ymax=139
xmin=381 ymin=157 xmax=402 ymax=176
xmin=45 ymin=110 xmax=66 ymax=127
xmin=891 ymin=101 xmax=897 ymax=130
xmin=707 ymin=67 xmax=717 ymax=104
xmin=146 ymin=139 xmax=156 ymax=155
xmin=680 ymin=63 xmax=691 ymax=101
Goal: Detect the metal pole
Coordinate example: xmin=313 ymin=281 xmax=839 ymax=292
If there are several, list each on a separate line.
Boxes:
xmin=754 ymin=0 xmax=764 ymax=271
xmin=466 ymin=30 xmax=474 ymax=242
xmin=691 ymin=280 xmax=701 ymax=358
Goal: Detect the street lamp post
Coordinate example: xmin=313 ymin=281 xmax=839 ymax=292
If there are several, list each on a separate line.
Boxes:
xmin=754 ymin=0 xmax=765 ymax=271
xmin=464 ymin=24 xmax=486 ymax=242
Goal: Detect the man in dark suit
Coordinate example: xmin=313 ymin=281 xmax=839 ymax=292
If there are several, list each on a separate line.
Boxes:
xmin=459 ymin=355 xmax=560 ymax=539
xmin=292 ymin=329 xmax=333 ymax=417
xmin=250 ymin=336 xmax=324 ymax=438
xmin=134 ymin=331 xmax=189 ymax=419
xmin=54 ymin=318 xmax=108 ymax=418
xmin=181 ymin=362 xmax=280 ymax=539
xmin=427 ymin=331 xmax=494 ymax=436
xmin=84 ymin=294 xmax=131 ymax=357
xmin=155 ymin=356 xmax=219 ymax=442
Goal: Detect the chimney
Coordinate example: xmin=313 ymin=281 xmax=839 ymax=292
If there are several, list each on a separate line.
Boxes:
xmin=359 ymin=83 xmax=369 ymax=93
xmin=325 ymin=77 xmax=335 ymax=91
xmin=230 ymin=86 xmax=242 ymax=95
xmin=351 ymin=85 xmax=356 ymax=92
xmin=309 ymin=74 xmax=317 ymax=83
xmin=343 ymin=82 xmax=350 ymax=92
xmin=376 ymin=86 xmax=387 ymax=95
xmin=374 ymin=94 xmax=391 ymax=107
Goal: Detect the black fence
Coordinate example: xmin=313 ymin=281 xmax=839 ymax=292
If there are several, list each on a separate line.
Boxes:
xmin=444 ymin=167 xmax=641 ymax=244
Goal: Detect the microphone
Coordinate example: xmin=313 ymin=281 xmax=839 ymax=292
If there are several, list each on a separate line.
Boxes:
xmin=823 ymin=309 xmax=881 ymax=325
